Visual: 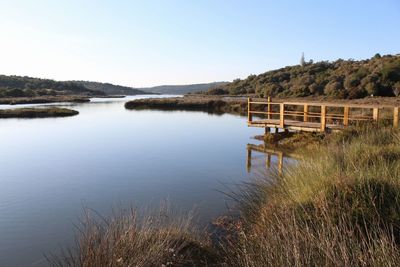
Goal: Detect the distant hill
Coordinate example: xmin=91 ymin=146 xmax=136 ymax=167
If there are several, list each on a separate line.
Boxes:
xmin=74 ymin=81 xmax=147 ymax=95
xmin=207 ymin=54 xmax=400 ymax=99
xmin=0 ymin=75 xmax=103 ymax=98
xmin=139 ymin=82 xmax=228 ymax=95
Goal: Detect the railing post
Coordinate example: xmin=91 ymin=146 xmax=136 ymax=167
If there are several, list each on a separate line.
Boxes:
xmin=303 ymin=104 xmax=308 ymax=122
xmin=394 ymin=107 xmax=399 ymax=128
xmin=343 ymin=106 xmax=349 ymax=126
xmin=267 ymin=96 xmax=271 ymax=120
xmin=247 ymin=98 xmax=252 ymax=123
xmin=373 ymin=108 xmax=379 ymax=122
xmin=279 ymin=103 xmax=285 ymax=128
xmin=320 ymin=105 xmax=326 ymax=132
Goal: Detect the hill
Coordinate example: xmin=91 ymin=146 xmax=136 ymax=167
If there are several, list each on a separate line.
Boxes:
xmin=207 ymin=54 xmax=400 ymax=99
xmin=0 ymin=75 xmax=103 ymax=98
xmin=74 ymin=81 xmax=147 ymax=95
xmin=139 ymin=82 xmax=228 ymax=95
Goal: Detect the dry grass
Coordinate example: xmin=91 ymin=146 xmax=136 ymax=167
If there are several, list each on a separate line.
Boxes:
xmin=48 ymin=205 xmax=217 ymax=267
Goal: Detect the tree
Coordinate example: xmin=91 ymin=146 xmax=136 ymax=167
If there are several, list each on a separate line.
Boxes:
xmin=300 ymin=52 xmax=306 ymax=67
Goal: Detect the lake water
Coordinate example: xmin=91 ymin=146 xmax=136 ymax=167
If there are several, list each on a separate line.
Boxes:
xmin=0 ymin=96 xmax=289 ymax=266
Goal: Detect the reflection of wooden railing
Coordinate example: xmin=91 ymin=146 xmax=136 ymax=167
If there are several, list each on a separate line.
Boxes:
xmin=248 ymin=97 xmax=400 ymax=132
xmin=246 ymin=144 xmax=301 ymax=174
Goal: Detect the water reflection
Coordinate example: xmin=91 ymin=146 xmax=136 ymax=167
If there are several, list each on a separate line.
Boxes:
xmin=246 ymin=143 xmax=300 ymax=174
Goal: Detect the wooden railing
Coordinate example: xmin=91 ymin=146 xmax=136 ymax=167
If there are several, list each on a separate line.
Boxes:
xmin=248 ymin=97 xmax=400 ymax=132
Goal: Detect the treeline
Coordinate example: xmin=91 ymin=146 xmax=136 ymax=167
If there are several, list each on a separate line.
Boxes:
xmin=207 ymin=53 xmax=400 ymax=99
xmin=0 ymin=75 xmax=104 ymax=98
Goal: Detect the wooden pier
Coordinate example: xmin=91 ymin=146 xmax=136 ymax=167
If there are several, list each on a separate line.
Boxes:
xmin=248 ymin=97 xmax=400 ymax=132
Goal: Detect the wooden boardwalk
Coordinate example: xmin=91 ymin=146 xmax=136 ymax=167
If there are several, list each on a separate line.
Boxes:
xmin=248 ymin=97 xmax=400 ymax=132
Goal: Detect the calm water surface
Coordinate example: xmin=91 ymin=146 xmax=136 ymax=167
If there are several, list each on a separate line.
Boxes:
xmin=0 ymin=96 xmax=288 ymax=266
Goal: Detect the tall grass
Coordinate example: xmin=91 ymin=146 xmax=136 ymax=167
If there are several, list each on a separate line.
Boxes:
xmin=48 ymin=205 xmax=217 ymax=267
xmin=219 ymin=124 xmax=400 ymax=266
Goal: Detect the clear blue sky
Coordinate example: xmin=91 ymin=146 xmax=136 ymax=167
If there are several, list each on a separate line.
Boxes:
xmin=0 ymin=0 xmax=399 ymax=87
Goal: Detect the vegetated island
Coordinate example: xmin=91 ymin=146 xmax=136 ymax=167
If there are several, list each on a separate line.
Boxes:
xmin=0 ymin=95 xmax=91 ymax=105
xmin=0 ymin=107 xmax=79 ymax=118
xmin=124 ymin=95 xmax=248 ymax=115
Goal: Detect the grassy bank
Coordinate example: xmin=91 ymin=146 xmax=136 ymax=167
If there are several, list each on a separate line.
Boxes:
xmin=52 ymin=124 xmax=400 ymax=266
xmin=0 ymin=107 xmax=79 ymax=118
xmin=0 ymin=95 xmax=90 ymax=105
xmin=218 ymin=124 xmax=400 ymax=266
xmin=124 ymin=96 xmax=248 ymax=115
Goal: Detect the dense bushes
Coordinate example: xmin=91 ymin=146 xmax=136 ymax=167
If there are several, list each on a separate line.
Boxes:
xmin=208 ymin=54 xmax=400 ymax=99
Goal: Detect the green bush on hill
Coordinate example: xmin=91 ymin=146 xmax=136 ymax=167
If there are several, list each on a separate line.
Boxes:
xmin=208 ymin=54 xmax=400 ymax=99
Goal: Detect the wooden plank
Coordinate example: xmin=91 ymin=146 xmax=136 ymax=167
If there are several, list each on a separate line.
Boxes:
xmin=279 ymin=103 xmax=285 ymax=128
xmin=394 ymin=107 xmax=399 ymax=128
xmin=303 ymin=104 xmax=308 ymax=122
xmin=320 ymin=105 xmax=326 ymax=132
xmin=267 ymin=96 xmax=271 ymax=119
xmin=343 ymin=106 xmax=349 ymax=126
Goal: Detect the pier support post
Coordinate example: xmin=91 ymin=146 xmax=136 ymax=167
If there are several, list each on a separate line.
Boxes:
xmin=303 ymin=104 xmax=308 ymax=122
xmin=343 ymin=106 xmax=349 ymax=126
xmin=266 ymin=154 xmax=271 ymax=168
xmin=247 ymin=98 xmax=252 ymax=123
xmin=279 ymin=103 xmax=285 ymax=128
xmin=373 ymin=108 xmax=379 ymax=122
xmin=265 ymin=127 xmax=270 ymax=135
xmin=278 ymin=152 xmax=283 ymax=175
xmin=267 ymin=96 xmax=271 ymax=119
xmin=320 ymin=105 xmax=326 ymax=132
xmin=246 ymin=148 xmax=252 ymax=173
xmin=394 ymin=107 xmax=399 ymax=128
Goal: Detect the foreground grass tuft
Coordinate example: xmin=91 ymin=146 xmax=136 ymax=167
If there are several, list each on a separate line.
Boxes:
xmin=48 ymin=206 xmax=217 ymax=267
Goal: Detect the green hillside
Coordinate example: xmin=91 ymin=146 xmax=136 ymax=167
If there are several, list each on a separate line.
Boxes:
xmin=0 ymin=75 xmax=103 ymax=98
xmin=208 ymin=54 xmax=400 ymax=99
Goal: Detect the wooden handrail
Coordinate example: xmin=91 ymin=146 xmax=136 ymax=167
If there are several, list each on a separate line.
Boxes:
xmin=248 ymin=97 xmax=400 ymax=131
